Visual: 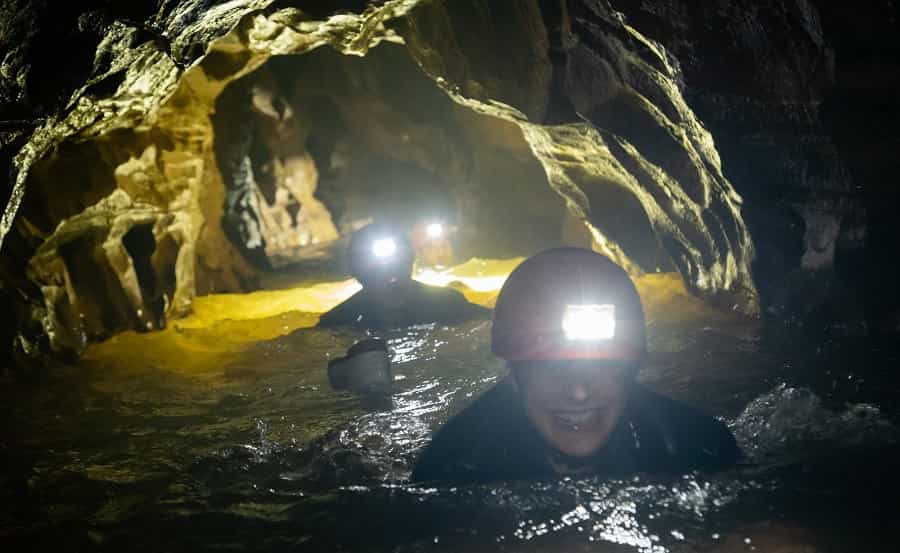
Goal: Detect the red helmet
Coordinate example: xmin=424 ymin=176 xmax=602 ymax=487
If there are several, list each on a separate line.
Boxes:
xmin=492 ymin=247 xmax=646 ymax=362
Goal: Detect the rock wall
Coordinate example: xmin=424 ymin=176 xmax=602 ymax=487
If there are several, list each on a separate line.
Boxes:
xmin=606 ymin=0 xmax=898 ymax=329
xmin=7 ymin=0 xmax=892 ymax=362
xmin=1 ymin=0 xmax=277 ymax=360
xmin=815 ymin=1 xmax=900 ymax=333
xmin=215 ymin=43 xmax=575 ymax=263
xmin=213 ymin=63 xmax=340 ymax=268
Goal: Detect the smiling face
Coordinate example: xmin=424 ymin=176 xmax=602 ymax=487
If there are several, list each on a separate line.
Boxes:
xmin=512 ymin=360 xmax=633 ymax=459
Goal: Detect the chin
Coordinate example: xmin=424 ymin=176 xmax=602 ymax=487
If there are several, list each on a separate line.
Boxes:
xmin=552 ymin=434 xmax=607 ymax=458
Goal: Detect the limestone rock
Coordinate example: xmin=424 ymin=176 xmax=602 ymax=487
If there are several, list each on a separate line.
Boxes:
xmin=401 ymin=0 xmax=758 ymax=312
xmin=604 ymin=0 xmax=872 ymax=317
xmin=26 ymin=189 xmax=192 ymax=356
xmin=7 ymin=0 xmax=895 ymax=358
xmin=213 ymin=64 xmax=340 ymax=267
xmin=0 ymin=0 xmax=763 ymax=357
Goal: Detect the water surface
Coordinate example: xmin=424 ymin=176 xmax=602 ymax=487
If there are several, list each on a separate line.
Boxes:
xmin=2 ymin=264 xmax=899 ymax=552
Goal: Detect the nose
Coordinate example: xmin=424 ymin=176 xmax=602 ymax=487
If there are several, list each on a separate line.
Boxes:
xmin=564 ymin=377 xmax=590 ymax=403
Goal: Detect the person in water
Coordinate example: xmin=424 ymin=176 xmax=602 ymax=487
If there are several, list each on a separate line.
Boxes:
xmin=327 ymin=338 xmax=392 ymax=395
xmin=317 ymin=222 xmax=490 ymax=329
xmin=411 ymin=247 xmax=741 ymax=483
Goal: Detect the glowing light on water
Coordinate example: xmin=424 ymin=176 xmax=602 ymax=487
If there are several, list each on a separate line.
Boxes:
xmin=505 ymin=476 xmax=751 ymax=552
xmin=83 ymin=255 xmax=726 ymax=377
xmin=414 ymin=268 xmax=509 ymax=292
xmin=82 ymin=278 xmax=362 ymax=374
xmin=389 ymin=334 xmax=429 ymax=364
xmin=186 ymin=279 xmax=362 ymax=325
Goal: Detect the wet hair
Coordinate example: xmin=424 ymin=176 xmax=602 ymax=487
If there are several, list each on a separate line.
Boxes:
xmin=347 ymin=222 xmax=414 ymax=287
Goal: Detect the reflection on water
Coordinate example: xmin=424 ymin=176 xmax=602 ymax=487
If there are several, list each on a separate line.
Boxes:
xmin=733 ymin=383 xmax=899 ymax=463
xmin=2 ymin=259 xmax=900 ymax=551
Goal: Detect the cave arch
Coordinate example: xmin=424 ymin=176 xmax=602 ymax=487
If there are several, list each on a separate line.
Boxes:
xmin=1 ymin=0 xmax=758 ymax=357
xmin=212 ymin=43 xmax=575 ymax=266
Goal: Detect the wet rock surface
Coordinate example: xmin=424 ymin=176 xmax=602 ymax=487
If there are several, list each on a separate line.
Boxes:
xmin=1 ymin=0 xmax=897 ymax=359
xmin=605 ymin=0 xmax=898 ymax=326
xmin=214 ymin=63 xmax=340 ymax=268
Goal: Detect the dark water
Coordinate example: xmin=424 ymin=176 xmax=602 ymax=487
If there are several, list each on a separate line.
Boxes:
xmin=2 ymin=317 xmax=899 ymax=552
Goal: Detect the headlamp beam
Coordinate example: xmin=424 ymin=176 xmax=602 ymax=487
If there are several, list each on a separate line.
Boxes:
xmin=562 ymin=304 xmax=616 ymax=341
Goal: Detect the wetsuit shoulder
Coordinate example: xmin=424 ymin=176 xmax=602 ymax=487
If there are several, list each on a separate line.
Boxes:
xmin=630 ymin=386 xmax=741 ymax=472
xmin=317 ymin=290 xmax=368 ymax=328
xmin=410 ymin=378 xmax=545 ymax=484
xmin=412 ymin=282 xmax=491 ymax=324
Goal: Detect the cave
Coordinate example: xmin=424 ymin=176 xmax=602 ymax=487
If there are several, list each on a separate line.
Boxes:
xmin=1 ymin=1 xmax=764 ymax=358
xmin=211 ymin=43 xmax=577 ymax=267
xmin=1 ymin=1 xmax=899 ymax=551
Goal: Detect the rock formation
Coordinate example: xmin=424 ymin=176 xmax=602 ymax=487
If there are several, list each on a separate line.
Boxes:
xmin=2 ymin=0 xmax=894 ymax=362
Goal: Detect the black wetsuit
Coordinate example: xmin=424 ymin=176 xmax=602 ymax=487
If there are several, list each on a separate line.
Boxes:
xmin=411 ymin=377 xmax=740 ymax=484
xmin=317 ymin=281 xmax=490 ymax=329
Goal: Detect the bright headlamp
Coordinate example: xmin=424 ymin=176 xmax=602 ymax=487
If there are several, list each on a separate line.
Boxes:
xmin=372 ymin=238 xmax=397 ymax=260
xmin=562 ymin=304 xmax=616 ymax=341
xmin=426 ymin=222 xmax=444 ymax=239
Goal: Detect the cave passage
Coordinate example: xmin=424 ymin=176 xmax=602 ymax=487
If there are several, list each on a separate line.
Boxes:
xmin=3 ymin=2 xmax=899 ymax=552
xmin=210 ymin=43 xmax=590 ymax=270
xmin=7 ymin=2 xmax=762 ymax=361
